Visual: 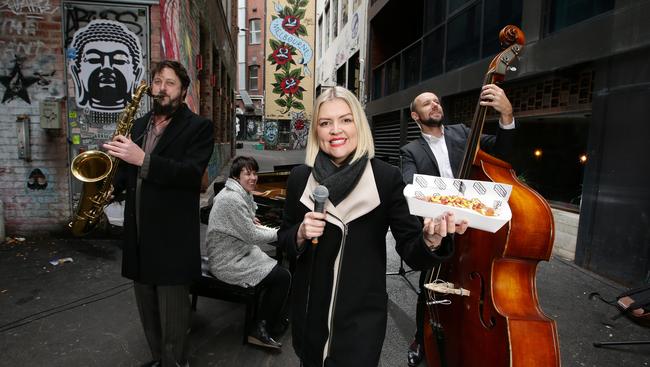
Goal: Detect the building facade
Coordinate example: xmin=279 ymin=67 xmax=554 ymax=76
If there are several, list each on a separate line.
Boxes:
xmin=0 ymin=0 xmax=237 ymax=234
xmin=316 ymin=0 xmax=368 ymax=101
xmin=365 ymin=0 xmax=650 ymax=285
xmin=235 ymin=0 xmax=266 ymax=142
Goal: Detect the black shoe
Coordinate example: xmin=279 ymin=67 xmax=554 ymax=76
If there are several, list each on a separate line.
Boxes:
xmin=407 ymin=339 xmax=424 ymax=367
xmin=248 ymin=320 xmax=282 ymax=349
xmin=269 ymin=317 xmax=290 ymax=338
xmin=140 ymin=361 xmax=160 ymax=367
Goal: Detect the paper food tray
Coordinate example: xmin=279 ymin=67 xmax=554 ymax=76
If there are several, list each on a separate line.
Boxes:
xmin=404 ymin=174 xmax=513 ymax=233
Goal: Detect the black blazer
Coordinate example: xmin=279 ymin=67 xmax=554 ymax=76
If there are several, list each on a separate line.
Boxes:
xmin=278 ymin=159 xmax=452 ymax=367
xmin=400 ymin=123 xmax=515 ymax=184
xmin=115 ymin=104 xmax=214 ymax=285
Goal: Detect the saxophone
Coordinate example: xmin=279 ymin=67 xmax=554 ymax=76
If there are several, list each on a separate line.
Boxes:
xmin=69 ymin=80 xmax=151 ymax=236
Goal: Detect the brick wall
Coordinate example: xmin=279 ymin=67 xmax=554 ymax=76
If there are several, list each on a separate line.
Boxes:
xmin=0 ymin=0 xmax=70 ymax=235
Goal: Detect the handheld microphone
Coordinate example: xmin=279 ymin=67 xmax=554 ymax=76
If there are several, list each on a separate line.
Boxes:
xmin=311 ymin=185 xmax=329 ymax=245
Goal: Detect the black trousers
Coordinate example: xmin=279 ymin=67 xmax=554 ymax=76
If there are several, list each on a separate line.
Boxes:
xmin=415 ymin=270 xmax=427 ymax=343
xmin=133 ymin=282 xmax=191 ymax=367
xmin=256 ymin=264 xmax=291 ymax=329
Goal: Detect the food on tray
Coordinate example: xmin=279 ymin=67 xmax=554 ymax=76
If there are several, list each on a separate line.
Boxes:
xmin=418 ymin=194 xmax=496 ymax=216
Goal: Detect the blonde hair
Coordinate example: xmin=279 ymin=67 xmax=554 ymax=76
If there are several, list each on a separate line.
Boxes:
xmin=305 ymin=86 xmax=375 ymax=166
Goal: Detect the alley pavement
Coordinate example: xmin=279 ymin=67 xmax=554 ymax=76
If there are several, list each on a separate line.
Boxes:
xmin=1 ymin=143 xmax=649 ymax=366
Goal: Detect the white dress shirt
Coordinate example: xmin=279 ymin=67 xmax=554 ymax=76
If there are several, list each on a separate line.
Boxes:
xmin=421 ymin=120 xmax=515 ymax=179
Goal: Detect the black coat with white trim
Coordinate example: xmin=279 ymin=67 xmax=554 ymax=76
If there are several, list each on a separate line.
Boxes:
xmin=278 ymin=158 xmax=452 ymax=367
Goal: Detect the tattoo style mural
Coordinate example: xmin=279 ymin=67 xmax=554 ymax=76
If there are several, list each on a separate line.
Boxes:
xmin=264 ymin=0 xmax=315 ymax=120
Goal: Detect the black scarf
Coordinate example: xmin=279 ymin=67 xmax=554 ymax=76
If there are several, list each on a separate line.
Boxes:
xmin=312 ymin=150 xmax=368 ymax=206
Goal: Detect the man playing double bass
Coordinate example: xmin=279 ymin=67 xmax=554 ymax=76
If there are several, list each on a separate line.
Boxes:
xmin=400 ymin=84 xmax=516 ymax=366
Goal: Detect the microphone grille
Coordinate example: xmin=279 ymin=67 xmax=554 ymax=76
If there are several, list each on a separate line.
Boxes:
xmin=313 ymin=185 xmax=329 ymax=202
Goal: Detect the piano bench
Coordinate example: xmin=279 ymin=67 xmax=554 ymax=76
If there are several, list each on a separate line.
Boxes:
xmin=190 ymin=258 xmax=262 ymax=345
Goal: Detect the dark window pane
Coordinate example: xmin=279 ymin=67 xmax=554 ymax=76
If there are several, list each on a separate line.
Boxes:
xmin=337 ymin=64 xmax=346 ymax=86
xmin=483 ymin=0 xmax=523 ymax=57
xmin=385 ymin=56 xmax=401 ymax=95
xmin=549 ymin=0 xmax=614 ymax=33
xmin=424 ymin=0 xmax=446 ymax=32
xmin=372 ymin=67 xmax=383 ymax=100
xmin=421 ymin=28 xmax=444 ymax=80
xmin=403 ymin=42 xmax=421 ymax=88
xmin=446 ymin=4 xmax=481 ymax=71
xmin=449 ymin=0 xmax=472 ymax=14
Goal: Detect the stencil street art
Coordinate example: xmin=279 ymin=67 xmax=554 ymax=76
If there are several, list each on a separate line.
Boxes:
xmin=0 ymin=56 xmax=39 ymax=104
xmin=68 ymin=19 xmax=144 ymax=113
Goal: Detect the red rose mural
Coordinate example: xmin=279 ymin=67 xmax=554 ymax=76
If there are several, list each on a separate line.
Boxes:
xmin=280 ymin=77 xmax=300 ymax=95
xmin=268 ymin=0 xmax=310 ymax=114
xmin=271 ymin=45 xmax=294 ymax=66
xmin=282 ymin=15 xmax=300 ymax=34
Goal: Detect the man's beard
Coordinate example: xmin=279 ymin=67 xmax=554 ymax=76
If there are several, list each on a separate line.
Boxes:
xmin=420 ymin=116 xmax=443 ymax=127
xmin=153 ymin=95 xmax=181 ymax=116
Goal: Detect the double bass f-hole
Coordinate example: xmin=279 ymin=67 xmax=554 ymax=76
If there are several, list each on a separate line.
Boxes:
xmin=469 ymin=271 xmax=497 ymax=330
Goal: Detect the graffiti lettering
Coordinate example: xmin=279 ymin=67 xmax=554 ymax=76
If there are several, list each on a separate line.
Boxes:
xmin=0 ymin=0 xmax=57 ymax=16
xmin=0 ymin=18 xmax=37 ymax=36
xmin=64 ymin=6 xmax=144 ymax=46
xmin=0 ymin=40 xmax=45 ymax=58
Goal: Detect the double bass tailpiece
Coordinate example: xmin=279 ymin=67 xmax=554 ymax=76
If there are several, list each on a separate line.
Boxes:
xmin=425 ymin=281 xmax=470 ymax=297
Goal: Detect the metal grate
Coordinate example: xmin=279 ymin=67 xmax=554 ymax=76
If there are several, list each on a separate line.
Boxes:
xmin=372 ymin=111 xmax=401 ymax=166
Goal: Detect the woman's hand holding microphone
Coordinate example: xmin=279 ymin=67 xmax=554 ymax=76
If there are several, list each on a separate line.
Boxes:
xmin=297 ymin=211 xmax=327 ymax=246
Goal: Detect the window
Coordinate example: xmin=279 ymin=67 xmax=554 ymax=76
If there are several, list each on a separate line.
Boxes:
xmin=248 ymin=65 xmax=259 ymax=91
xmin=370 ymin=0 xmax=524 ymax=100
xmin=341 ymin=0 xmax=348 ymax=29
xmin=547 ymin=0 xmax=614 ymax=34
xmin=249 ymin=19 xmax=261 ymax=44
xmin=445 ymin=3 xmax=481 ymax=71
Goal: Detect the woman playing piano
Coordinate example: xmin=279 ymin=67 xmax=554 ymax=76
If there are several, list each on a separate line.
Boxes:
xmin=205 ymin=156 xmax=290 ymax=349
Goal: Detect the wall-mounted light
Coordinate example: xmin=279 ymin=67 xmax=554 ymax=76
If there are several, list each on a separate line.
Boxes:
xmin=579 ymin=154 xmax=588 ymax=164
xmin=533 ymin=148 xmax=543 ymax=158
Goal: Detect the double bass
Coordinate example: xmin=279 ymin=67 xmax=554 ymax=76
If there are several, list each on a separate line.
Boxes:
xmin=422 ymin=25 xmax=561 ymax=367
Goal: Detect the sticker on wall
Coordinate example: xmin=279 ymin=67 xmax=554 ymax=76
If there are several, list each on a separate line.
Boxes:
xmin=68 ymin=20 xmax=144 ymax=113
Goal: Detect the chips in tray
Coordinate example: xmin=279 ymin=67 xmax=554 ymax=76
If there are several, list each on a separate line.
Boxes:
xmin=418 ymin=194 xmax=496 ymax=216
xmin=403 ymin=174 xmax=513 ymax=233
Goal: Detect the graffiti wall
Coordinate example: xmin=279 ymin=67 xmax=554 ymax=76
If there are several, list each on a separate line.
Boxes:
xmin=159 ymin=0 xmax=200 ymax=113
xmin=0 ymin=0 xmax=71 ymax=233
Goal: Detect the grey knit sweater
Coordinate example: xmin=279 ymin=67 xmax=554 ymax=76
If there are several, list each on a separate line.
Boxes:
xmin=205 ymin=178 xmax=278 ymax=287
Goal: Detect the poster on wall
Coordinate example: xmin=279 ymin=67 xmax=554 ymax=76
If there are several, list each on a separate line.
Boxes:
xmin=68 ymin=19 xmax=145 ymax=113
xmin=63 ymin=2 xmax=150 ymax=195
xmin=264 ymin=0 xmax=316 ymax=122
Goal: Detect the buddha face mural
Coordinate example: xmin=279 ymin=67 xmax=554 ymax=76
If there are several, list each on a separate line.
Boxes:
xmin=69 ymin=20 xmax=144 ymax=112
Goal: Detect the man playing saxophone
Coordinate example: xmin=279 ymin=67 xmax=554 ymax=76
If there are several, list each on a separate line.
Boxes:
xmin=103 ymin=60 xmax=214 ymax=367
